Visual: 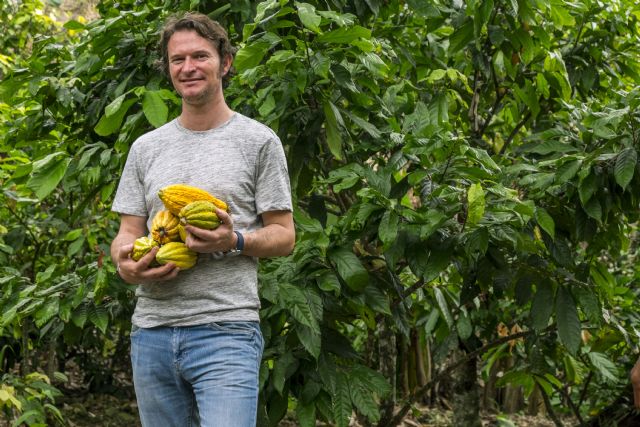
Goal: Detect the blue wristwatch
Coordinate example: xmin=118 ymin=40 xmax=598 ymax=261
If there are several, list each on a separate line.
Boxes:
xmin=225 ymin=231 xmax=244 ymax=256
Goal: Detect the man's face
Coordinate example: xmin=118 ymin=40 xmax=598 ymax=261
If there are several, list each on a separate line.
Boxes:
xmin=167 ymin=30 xmax=230 ymax=106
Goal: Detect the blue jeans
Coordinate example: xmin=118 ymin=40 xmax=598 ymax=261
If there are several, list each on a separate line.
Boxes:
xmin=130 ymin=322 xmax=264 ymax=427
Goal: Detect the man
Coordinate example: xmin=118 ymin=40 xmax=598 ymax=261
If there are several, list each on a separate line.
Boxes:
xmin=109 ymin=12 xmax=295 ymax=427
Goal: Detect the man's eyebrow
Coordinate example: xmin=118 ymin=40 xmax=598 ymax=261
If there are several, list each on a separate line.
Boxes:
xmin=170 ymin=50 xmax=212 ymax=59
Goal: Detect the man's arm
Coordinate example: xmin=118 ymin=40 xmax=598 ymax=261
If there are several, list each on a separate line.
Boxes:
xmin=111 ymin=214 xmax=179 ymax=284
xmin=184 ymin=209 xmax=295 ymax=257
xmin=631 ymin=355 xmax=640 ymax=408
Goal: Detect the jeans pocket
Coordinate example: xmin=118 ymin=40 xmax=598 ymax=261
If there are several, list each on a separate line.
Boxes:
xmin=207 ymin=321 xmax=259 ymax=336
xmin=130 ymin=324 xmax=142 ymax=337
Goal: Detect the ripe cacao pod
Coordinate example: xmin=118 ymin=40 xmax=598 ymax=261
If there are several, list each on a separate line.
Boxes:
xmin=178 ymin=224 xmax=187 ymax=242
xmin=131 ymin=236 xmax=158 ymax=261
xmin=179 ymin=201 xmax=221 ymax=230
xmin=158 ymin=184 xmax=229 ymax=216
xmin=151 ymin=210 xmax=181 ymax=245
xmin=155 ymin=242 xmax=198 ymax=270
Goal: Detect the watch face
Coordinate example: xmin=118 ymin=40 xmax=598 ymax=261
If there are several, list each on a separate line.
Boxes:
xmin=225 ymin=249 xmax=242 ymax=257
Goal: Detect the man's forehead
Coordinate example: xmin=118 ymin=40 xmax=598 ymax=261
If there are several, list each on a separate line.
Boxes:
xmin=168 ymin=30 xmax=218 ymax=53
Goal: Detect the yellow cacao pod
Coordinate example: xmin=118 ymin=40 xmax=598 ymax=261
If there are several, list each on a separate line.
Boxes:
xmin=178 ymin=224 xmax=187 ymax=242
xmin=158 ymin=184 xmax=229 ymax=216
xmin=179 ymin=201 xmax=221 ymax=230
xmin=155 ymin=242 xmax=198 ymax=270
xmin=131 ymin=236 xmax=158 ymax=261
xmin=151 ymin=210 xmax=181 ymax=245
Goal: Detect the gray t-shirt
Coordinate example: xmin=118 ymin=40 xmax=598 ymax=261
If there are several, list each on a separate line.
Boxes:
xmin=111 ymin=113 xmax=292 ymax=328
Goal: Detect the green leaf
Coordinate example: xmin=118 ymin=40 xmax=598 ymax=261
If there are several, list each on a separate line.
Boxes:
xmin=614 ymin=147 xmax=637 ymax=190
xmin=105 ymin=94 xmax=126 ymax=117
xmin=234 ymin=41 xmax=270 ymax=72
xmin=329 ymin=248 xmax=369 ymax=292
xmin=94 ymin=98 xmax=136 ymax=136
xmin=34 ymin=298 xmax=59 ymax=328
xmin=297 ymin=324 xmax=321 ymax=359
xmin=555 ymin=286 xmax=581 ymax=355
xmin=280 ymin=283 xmax=319 ymax=331
xmin=323 ymin=100 xmax=343 ymax=160
xmin=582 ymin=197 xmax=602 ymax=222
xmin=449 ymin=19 xmax=474 ymax=53
xmin=89 ymin=305 xmax=108 ymax=334
xmin=296 ymin=2 xmax=321 ymax=32
xmin=467 ymin=183 xmax=485 ymax=226
xmin=317 ymin=25 xmax=371 ymax=44
xmin=530 ymin=280 xmax=554 ymax=331
xmin=578 ymin=171 xmax=597 ymax=205
xmin=378 ymin=210 xmax=398 ymax=247
xmin=142 ymin=90 xmax=169 ymax=128
xmin=555 ymin=159 xmax=582 ymax=183
xmin=333 ymin=373 xmax=352 ymax=427
xmin=27 ymin=152 xmax=72 ymax=200
xmin=587 ymin=352 xmax=617 ymax=382
xmin=296 ymin=401 xmax=316 ymax=427
xmin=535 ymin=207 xmax=555 ymax=239
xmin=434 ymin=287 xmax=453 ymax=328
xmin=456 ymin=311 xmax=473 ymax=340
xmin=349 ymin=370 xmax=383 ymax=422
xmin=317 ymin=272 xmax=341 ymax=294
xmin=273 ymin=351 xmax=297 ymax=394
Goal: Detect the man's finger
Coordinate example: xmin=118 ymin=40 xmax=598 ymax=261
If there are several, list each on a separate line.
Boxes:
xmin=216 ymin=208 xmax=232 ymax=226
xmin=119 ymin=243 xmax=134 ymax=259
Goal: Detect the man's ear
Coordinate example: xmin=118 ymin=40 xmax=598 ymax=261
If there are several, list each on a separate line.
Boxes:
xmin=222 ymin=55 xmax=233 ymax=76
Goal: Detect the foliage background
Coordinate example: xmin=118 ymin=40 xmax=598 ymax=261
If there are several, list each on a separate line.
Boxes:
xmin=1 ymin=0 xmax=639 ymax=426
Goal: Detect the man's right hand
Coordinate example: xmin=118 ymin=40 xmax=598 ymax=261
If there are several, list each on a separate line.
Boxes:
xmin=115 ymin=243 xmax=179 ymax=285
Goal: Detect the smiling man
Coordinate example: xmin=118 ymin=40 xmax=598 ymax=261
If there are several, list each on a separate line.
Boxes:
xmin=109 ymin=12 xmax=295 ymax=427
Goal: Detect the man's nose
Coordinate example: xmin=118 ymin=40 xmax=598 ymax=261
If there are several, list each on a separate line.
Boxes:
xmin=183 ymin=56 xmax=196 ymax=72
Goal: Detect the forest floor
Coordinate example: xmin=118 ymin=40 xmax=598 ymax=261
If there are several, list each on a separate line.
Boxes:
xmin=56 ymin=387 xmax=576 ymax=427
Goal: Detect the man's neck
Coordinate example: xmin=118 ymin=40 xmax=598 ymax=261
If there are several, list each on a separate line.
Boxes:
xmin=178 ymin=99 xmax=234 ymax=131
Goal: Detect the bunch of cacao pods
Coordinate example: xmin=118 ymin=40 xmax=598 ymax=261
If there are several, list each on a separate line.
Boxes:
xmin=130 ymin=184 xmax=228 ymax=270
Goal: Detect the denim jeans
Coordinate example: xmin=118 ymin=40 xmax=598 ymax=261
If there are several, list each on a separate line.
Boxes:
xmin=130 ymin=322 xmax=264 ymax=427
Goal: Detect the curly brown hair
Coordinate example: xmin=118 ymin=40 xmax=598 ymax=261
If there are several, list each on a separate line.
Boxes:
xmin=156 ymin=12 xmax=235 ymax=84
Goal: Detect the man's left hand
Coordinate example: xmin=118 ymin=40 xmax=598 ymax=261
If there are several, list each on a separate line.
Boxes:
xmin=183 ymin=208 xmax=237 ymax=253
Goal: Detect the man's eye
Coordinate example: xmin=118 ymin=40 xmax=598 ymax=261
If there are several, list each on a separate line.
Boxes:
xmin=171 ymin=58 xmax=184 ymax=64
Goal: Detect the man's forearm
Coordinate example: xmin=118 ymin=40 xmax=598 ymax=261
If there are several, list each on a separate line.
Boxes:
xmin=242 ymin=224 xmax=294 ymax=258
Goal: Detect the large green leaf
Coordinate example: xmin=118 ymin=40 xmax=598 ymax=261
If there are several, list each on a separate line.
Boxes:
xmin=296 ymin=2 xmax=321 ymax=33
xmin=26 ymin=152 xmax=72 ymax=200
xmin=323 ymin=100 xmax=343 ymax=160
xmin=333 ymin=372 xmax=352 ymax=427
xmin=329 ymin=248 xmax=369 ymax=292
xmin=535 ymin=207 xmax=555 ymax=239
xmin=142 ymin=90 xmax=169 ymax=128
xmin=614 ymin=147 xmax=637 ymax=190
xmin=94 ymin=98 xmax=136 ymax=136
xmin=467 ymin=183 xmax=485 ymax=226
xmin=555 ymin=286 xmax=581 ymax=355
xmin=316 ymin=25 xmax=371 ymax=44
xmin=531 ymin=280 xmax=554 ymax=331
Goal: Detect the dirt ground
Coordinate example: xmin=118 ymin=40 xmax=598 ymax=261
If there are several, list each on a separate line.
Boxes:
xmin=57 ymin=390 xmax=572 ymax=427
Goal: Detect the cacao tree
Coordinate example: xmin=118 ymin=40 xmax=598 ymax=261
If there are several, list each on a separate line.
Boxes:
xmin=1 ymin=0 xmax=639 ymax=426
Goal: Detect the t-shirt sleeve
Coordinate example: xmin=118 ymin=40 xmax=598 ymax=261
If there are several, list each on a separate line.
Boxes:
xmin=255 ymin=136 xmax=293 ymax=215
xmin=111 ymin=143 xmax=148 ymax=217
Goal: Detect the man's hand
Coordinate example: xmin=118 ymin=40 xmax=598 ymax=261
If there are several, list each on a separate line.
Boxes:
xmin=183 ymin=208 xmax=236 ymax=253
xmin=115 ymin=243 xmax=179 ymax=285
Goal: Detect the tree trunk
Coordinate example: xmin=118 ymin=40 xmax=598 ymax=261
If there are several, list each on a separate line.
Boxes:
xmin=378 ymin=320 xmax=397 ymax=424
xmin=451 ymin=349 xmax=482 ymax=427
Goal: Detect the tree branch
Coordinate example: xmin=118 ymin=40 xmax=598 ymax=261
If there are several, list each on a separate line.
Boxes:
xmin=498 ymin=110 xmax=532 ymax=155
